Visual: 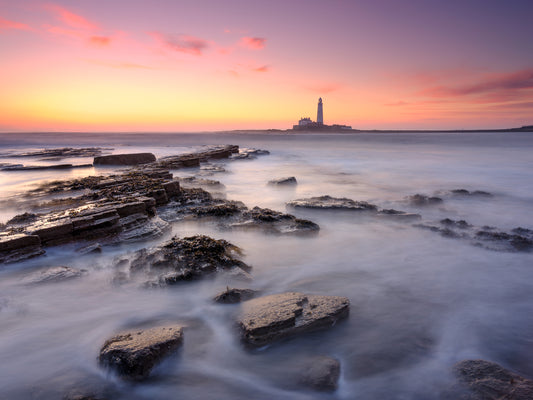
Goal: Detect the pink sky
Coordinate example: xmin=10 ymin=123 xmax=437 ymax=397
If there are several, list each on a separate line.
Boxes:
xmin=1 ymin=0 xmax=532 ymax=131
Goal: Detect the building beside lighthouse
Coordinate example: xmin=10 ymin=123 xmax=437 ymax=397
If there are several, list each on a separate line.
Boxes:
xmin=293 ymin=97 xmax=352 ymax=131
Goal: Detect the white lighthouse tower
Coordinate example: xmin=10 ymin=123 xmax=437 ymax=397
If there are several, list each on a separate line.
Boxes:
xmin=317 ymin=97 xmax=324 ymax=125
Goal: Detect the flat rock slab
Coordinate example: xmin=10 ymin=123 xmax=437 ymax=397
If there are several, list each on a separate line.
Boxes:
xmin=213 ymin=287 xmax=258 ymax=304
xmin=0 ymin=234 xmax=44 ymax=264
xmin=287 ymin=195 xmax=377 ymax=211
xmin=269 ymin=177 xmax=297 ymax=185
xmin=454 ymin=359 xmax=533 ymax=400
xmin=93 ymin=153 xmax=156 ymax=165
xmin=239 ymin=292 xmax=349 ymax=347
xmin=300 ymin=356 xmax=341 ymax=391
xmin=99 ymin=325 xmax=184 ymax=380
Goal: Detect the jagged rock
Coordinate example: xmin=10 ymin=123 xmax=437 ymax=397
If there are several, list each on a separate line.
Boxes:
xmin=115 ymin=214 xmax=169 ymax=242
xmin=407 ymin=194 xmax=444 ymax=206
xmin=450 ymin=189 xmax=493 ymax=197
xmin=454 ymin=359 xmax=533 ymax=399
xmin=28 ymin=218 xmax=74 ymax=245
xmin=287 ymin=195 xmax=377 ymax=211
xmin=125 ymin=235 xmax=250 ymax=286
xmin=0 ymin=234 xmax=44 ymax=264
xmin=76 ymin=243 xmax=102 ymax=254
xmin=22 ymin=266 xmax=85 ymax=285
xmin=233 ymin=207 xmax=320 ymax=235
xmin=238 ymin=292 xmax=349 ymax=347
xmin=441 ymin=218 xmax=471 ymax=229
xmin=231 ymin=148 xmax=270 ymax=159
xmin=377 ymin=209 xmax=421 ymax=220
xmin=177 ymin=176 xmax=224 ymax=188
xmin=6 ymin=212 xmax=39 ymax=225
xmin=93 ymin=153 xmax=156 ymax=165
xmin=268 ymin=177 xmax=297 ymax=186
xmin=213 ymin=287 xmax=258 ymax=304
xmin=4 ymin=147 xmax=109 ymax=159
xmin=99 ymin=325 xmax=184 ymax=380
xmin=300 ymin=356 xmax=341 ymax=391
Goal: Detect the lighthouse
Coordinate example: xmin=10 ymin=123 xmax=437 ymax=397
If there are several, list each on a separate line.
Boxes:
xmin=317 ymin=97 xmax=324 ymax=125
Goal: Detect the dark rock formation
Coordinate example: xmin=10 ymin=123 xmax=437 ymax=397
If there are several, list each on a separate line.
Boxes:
xmin=125 ymin=235 xmax=250 ymax=286
xmin=440 ymin=218 xmax=472 ymax=229
xmin=1 ymin=164 xmax=93 ymax=171
xmin=454 ymin=359 xmax=533 ymax=399
xmin=377 ymin=209 xmax=421 ymax=220
xmin=99 ymin=325 xmax=184 ymax=380
xmin=238 ymin=292 xmax=349 ymax=347
xmin=156 ymin=145 xmax=239 ymax=169
xmin=0 ymin=234 xmax=44 ymax=264
xmin=300 ymin=356 xmax=341 ymax=391
xmin=407 ymin=194 xmax=444 ymax=206
xmin=93 ymin=153 xmax=156 ymax=166
xmin=6 ymin=212 xmax=38 ymax=225
xmin=268 ymin=177 xmax=297 ymax=186
xmin=213 ymin=287 xmax=258 ymax=304
xmin=4 ymin=147 xmax=109 ymax=159
xmin=287 ymin=195 xmax=377 ymax=211
xmin=22 ymin=266 xmax=85 ymax=285
xmin=450 ymin=189 xmax=493 ymax=197
xmin=230 ymin=148 xmax=270 ymax=160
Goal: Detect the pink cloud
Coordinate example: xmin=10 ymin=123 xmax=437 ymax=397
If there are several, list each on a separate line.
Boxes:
xmin=45 ymin=25 xmax=83 ymax=39
xmin=385 ymin=101 xmax=410 ymax=106
xmin=46 ymin=4 xmax=98 ymax=31
xmin=85 ymin=59 xmax=153 ymax=70
xmin=89 ymin=35 xmax=111 ymax=46
xmin=240 ymin=36 xmax=266 ymax=50
xmin=149 ymin=31 xmax=209 ymax=55
xmin=0 ymin=17 xmax=32 ymax=31
xmin=253 ymin=65 xmax=270 ymax=72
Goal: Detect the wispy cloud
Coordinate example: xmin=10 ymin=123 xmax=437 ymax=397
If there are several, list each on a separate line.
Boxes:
xmin=253 ymin=65 xmax=270 ymax=72
xmin=89 ymin=35 xmax=111 ymax=46
xmin=0 ymin=17 xmax=32 ymax=31
xmin=46 ymin=4 xmax=98 ymax=31
xmin=239 ymin=36 xmax=266 ymax=50
xmin=385 ymin=100 xmax=409 ymax=106
xmin=85 ymin=58 xmax=153 ymax=70
xmin=149 ymin=31 xmax=210 ymax=55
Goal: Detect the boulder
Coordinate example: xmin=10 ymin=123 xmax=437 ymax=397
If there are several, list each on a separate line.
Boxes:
xmin=300 ymin=356 xmax=341 ymax=391
xmin=287 ymin=195 xmax=377 ymax=211
xmin=213 ymin=287 xmax=258 ymax=304
xmin=268 ymin=177 xmax=297 ymax=186
xmin=93 ymin=153 xmax=156 ymax=166
xmin=238 ymin=292 xmax=349 ymax=347
xmin=99 ymin=325 xmax=184 ymax=380
xmin=454 ymin=359 xmax=533 ymax=399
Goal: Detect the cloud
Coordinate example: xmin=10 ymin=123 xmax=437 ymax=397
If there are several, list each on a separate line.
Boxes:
xmin=149 ymin=31 xmax=209 ymax=55
xmin=240 ymin=36 xmax=266 ymax=50
xmin=385 ymin=100 xmax=409 ymax=106
xmin=89 ymin=35 xmax=111 ymax=46
xmin=253 ymin=65 xmax=270 ymax=72
xmin=421 ymin=68 xmax=533 ymax=98
xmin=85 ymin=59 xmax=153 ymax=69
xmin=46 ymin=4 xmax=98 ymax=31
xmin=0 ymin=17 xmax=32 ymax=31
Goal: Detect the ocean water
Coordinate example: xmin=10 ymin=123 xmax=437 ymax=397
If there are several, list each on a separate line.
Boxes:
xmin=0 ymin=131 xmax=532 ymax=399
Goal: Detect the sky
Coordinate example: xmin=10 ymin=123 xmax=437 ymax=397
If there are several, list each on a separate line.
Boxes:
xmin=1 ymin=0 xmax=532 ymax=132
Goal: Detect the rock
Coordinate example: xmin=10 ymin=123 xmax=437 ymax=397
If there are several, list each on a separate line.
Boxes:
xmin=454 ymin=359 xmax=533 ymax=399
xmin=28 ymin=219 xmax=74 ymax=245
xmin=125 ymin=235 xmax=250 ymax=286
xmin=115 ymin=214 xmax=170 ymax=242
xmin=4 ymin=147 xmax=110 ymax=159
xmin=238 ymin=292 xmax=349 ymax=347
xmin=287 ymin=195 xmax=377 ymax=211
xmin=76 ymin=243 xmax=102 ymax=254
xmin=268 ymin=177 xmax=297 ymax=186
xmin=213 ymin=287 xmax=258 ymax=304
xmin=450 ymin=189 xmax=493 ymax=197
xmin=1 ymin=164 xmax=93 ymax=171
xmin=0 ymin=234 xmax=44 ymax=264
xmin=93 ymin=153 xmax=156 ymax=166
xmin=407 ymin=194 xmax=444 ymax=206
xmin=235 ymin=207 xmax=320 ymax=235
xmin=22 ymin=266 xmax=85 ymax=285
xmin=115 ymin=201 xmax=146 ymax=218
xmin=377 ymin=209 xmax=421 ymax=220
xmin=300 ymin=356 xmax=341 ymax=391
xmin=99 ymin=325 xmax=184 ymax=380
xmin=162 ymin=181 xmax=180 ymax=198
xmin=231 ymin=148 xmax=270 ymax=159
xmin=6 ymin=212 xmax=39 ymax=225
xmin=440 ymin=218 xmax=471 ymax=229
xmin=177 ymin=176 xmax=223 ymax=188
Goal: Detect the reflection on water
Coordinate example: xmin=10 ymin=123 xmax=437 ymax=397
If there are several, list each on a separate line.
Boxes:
xmin=0 ymin=131 xmax=532 ymax=399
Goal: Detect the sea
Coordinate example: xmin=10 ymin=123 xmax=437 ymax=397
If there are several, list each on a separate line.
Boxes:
xmin=0 ymin=131 xmax=532 ymax=399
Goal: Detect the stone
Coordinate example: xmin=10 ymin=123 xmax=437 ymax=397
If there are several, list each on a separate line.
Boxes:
xmin=93 ymin=153 xmax=156 ymax=165
xmin=213 ymin=287 xmax=258 ymax=304
xmin=1 ymin=164 xmax=93 ymax=171
xmin=162 ymin=181 xmax=180 ymax=198
xmin=115 ymin=202 xmax=146 ymax=218
xmin=99 ymin=325 xmax=184 ymax=380
xmin=0 ymin=234 xmax=44 ymax=264
xmin=22 ymin=266 xmax=85 ymax=285
xmin=28 ymin=219 xmax=74 ymax=244
xmin=125 ymin=235 xmax=250 ymax=286
xmin=150 ymin=189 xmax=168 ymax=205
xmin=287 ymin=195 xmax=377 ymax=211
xmin=377 ymin=209 xmax=421 ymax=220
xmin=454 ymin=359 xmax=533 ymax=399
xmin=6 ymin=212 xmax=39 ymax=225
xmin=407 ymin=194 xmax=444 ymax=206
xmin=238 ymin=292 xmax=349 ymax=347
xmin=300 ymin=356 xmax=341 ymax=391
xmin=116 ymin=214 xmax=170 ymax=243
xmin=268 ymin=177 xmax=297 ymax=186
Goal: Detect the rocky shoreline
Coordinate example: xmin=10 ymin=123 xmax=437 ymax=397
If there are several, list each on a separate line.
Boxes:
xmin=1 ymin=144 xmax=531 ymax=399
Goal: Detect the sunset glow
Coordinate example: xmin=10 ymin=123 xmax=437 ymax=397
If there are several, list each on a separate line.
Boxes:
xmin=1 ymin=0 xmax=532 ymax=131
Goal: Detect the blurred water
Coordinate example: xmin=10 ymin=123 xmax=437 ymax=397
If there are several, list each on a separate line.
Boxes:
xmin=0 ymin=131 xmax=532 ymax=399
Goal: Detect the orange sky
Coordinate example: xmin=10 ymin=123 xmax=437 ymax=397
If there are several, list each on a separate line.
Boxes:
xmin=1 ymin=0 xmax=532 ymax=131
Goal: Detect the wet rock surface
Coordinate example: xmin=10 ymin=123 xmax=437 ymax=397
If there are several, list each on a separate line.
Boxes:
xmin=230 ymin=147 xmax=270 ymax=160
xmin=406 ymin=194 xmax=444 ymax=206
xmin=377 ymin=209 xmax=421 ymax=220
xmin=454 ymin=359 xmax=533 ymax=400
xmin=1 ymin=163 xmax=94 ymax=171
xmin=0 ymin=234 xmax=44 ymax=264
xmin=123 ymin=235 xmax=250 ymax=286
xmin=287 ymin=195 xmax=378 ymax=211
xmin=300 ymin=356 xmax=341 ymax=391
xmin=22 ymin=266 xmax=85 ymax=285
xmin=238 ymin=292 xmax=349 ymax=347
xmin=93 ymin=153 xmax=156 ymax=165
xmin=2 ymin=147 xmax=110 ymax=159
xmin=99 ymin=325 xmax=184 ymax=380
xmin=213 ymin=287 xmax=258 ymax=304
xmin=268 ymin=176 xmax=297 ymax=185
